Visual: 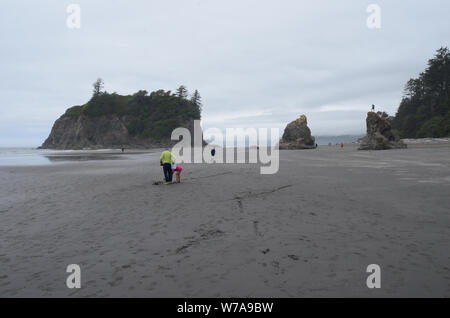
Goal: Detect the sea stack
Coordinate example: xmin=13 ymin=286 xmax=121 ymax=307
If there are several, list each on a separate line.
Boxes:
xmin=358 ymin=112 xmax=406 ymax=150
xmin=40 ymin=89 xmax=203 ymax=150
xmin=279 ymin=115 xmax=316 ymax=149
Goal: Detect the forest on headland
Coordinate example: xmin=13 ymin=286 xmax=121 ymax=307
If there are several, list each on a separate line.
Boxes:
xmin=392 ymin=47 xmax=450 ymax=138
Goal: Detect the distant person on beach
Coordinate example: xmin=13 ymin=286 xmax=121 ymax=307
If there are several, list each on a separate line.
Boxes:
xmin=121 ymin=147 xmax=124 ymax=153
xmin=172 ymin=164 xmax=183 ymax=183
xmin=160 ymin=149 xmax=175 ymax=184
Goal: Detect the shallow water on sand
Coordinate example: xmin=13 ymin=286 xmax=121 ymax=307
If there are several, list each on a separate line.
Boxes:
xmin=0 ymin=148 xmax=52 ymax=166
xmin=0 ymin=148 xmax=127 ymax=166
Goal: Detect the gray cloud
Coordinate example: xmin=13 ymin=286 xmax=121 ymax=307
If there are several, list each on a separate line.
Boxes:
xmin=1 ymin=0 xmax=449 ymax=146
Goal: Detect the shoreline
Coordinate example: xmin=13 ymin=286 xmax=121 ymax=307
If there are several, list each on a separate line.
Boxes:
xmin=2 ymin=141 xmax=450 ymax=167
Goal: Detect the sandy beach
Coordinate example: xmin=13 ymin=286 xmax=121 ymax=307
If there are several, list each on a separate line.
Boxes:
xmin=0 ymin=144 xmax=449 ymax=297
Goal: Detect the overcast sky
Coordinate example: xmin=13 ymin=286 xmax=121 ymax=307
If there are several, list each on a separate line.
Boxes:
xmin=1 ymin=0 xmax=449 ymax=147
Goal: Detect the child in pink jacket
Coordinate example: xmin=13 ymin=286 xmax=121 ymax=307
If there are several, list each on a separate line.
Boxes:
xmin=171 ymin=164 xmax=183 ymax=183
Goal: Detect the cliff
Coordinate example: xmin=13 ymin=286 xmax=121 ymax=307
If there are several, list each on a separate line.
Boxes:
xmin=40 ymin=89 xmax=202 ymax=150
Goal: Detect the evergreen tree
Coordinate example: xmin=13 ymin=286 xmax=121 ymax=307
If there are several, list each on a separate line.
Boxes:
xmin=92 ymin=78 xmax=104 ymax=96
xmin=393 ymin=47 xmax=450 ymax=138
xmin=191 ymin=90 xmax=201 ymax=106
xmin=176 ymin=85 xmax=188 ymax=99
xmin=191 ymin=89 xmax=202 ymax=116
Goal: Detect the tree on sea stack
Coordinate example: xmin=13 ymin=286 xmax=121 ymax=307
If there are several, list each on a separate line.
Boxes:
xmin=176 ymin=85 xmax=188 ymax=99
xmin=92 ymin=78 xmax=104 ymax=96
xmin=191 ymin=89 xmax=202 ymax=113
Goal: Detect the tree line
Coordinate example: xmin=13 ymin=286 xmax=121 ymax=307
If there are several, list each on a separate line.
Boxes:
xmin=393 ymin=47 xmax=450 ymax=138
xmin=63 ymin=80 xmax=203 ymax=141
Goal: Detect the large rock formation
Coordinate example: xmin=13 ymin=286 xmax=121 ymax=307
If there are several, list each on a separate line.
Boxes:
xmin=358 ymin=112 xmax=406 ymax=150
xmin=40 ymin=89 xmax=203 ymax=150
xmin=279 ymin=115 xmax=316 ymax=149
xmin=40 ymin=114 xmax=197 ymax=149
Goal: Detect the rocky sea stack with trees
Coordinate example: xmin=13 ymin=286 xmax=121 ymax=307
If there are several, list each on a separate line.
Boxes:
xmin=40 ymin=80 xmax=202 ymax=149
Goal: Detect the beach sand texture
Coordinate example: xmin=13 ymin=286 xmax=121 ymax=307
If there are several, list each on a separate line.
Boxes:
xmin=1 ymin=144 xmax=449 ymax=297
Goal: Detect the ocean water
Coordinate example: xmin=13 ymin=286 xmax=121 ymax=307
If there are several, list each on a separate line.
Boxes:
xmin=0 ymin=148 xmax=54 ymax=166
xmin=0 ymin=148 xmax=131 ymax=166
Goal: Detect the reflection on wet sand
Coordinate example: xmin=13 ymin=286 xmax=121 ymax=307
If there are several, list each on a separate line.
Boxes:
xmin=44 ymin=153 xmax=124 ymax=162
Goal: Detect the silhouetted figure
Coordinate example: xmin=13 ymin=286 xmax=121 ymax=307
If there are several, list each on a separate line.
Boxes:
xmin=160 ymin=149 xmax=175 ymax=184
xmin=121 ymin=147 xmax=124 ymax=153
xmin=211 ymin=148 xmax=216 ymax=157
xmin=371 ymin=104 xmax=375 ymax=111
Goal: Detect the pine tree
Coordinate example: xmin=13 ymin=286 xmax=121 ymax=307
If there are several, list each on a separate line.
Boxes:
xmin=191 ymin=89 xmax=202 ymax=117
xmin=176 ymin=85 xmax=188 ymax=99
xmin=393 ymin=47 xmax=450 ymax=138
xmin=92 ymin=78 xmax=104 ymax=96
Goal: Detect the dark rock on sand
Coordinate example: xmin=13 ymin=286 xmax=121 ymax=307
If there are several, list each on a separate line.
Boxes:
xmin=358 ymin=112 xmax=406 ymax=150
xmin=40 ymin=88 xmax=206 ymax=150
xmin=40 ymin=114 xmax=198 ymax=150
xmin=279 ymin=115 xmax=316 ymax=149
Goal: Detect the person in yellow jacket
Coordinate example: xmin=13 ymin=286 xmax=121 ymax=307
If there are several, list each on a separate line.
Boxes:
xmin=160 ymin=149 xmax=175 ymax=184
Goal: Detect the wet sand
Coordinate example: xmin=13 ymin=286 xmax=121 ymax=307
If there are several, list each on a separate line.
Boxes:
xmin=0 ymin=144 xmax=449 ymax=297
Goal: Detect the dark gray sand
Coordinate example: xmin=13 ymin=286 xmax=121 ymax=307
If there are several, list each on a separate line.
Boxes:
xmin=1 ymin=144 xmax=449 ymax=297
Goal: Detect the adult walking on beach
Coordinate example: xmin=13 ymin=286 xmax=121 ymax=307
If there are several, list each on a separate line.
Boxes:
xmin=160 ymin=149 xmax=175 ymax=184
